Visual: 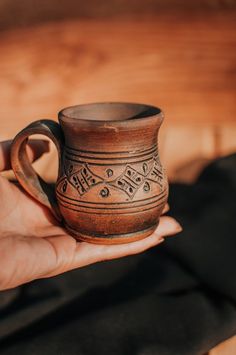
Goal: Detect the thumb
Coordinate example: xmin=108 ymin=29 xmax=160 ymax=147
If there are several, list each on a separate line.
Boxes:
xmin=0 ymin=139 xmax=50 ymax=172
xmin=26 ymin=139 xmax=50 ymax=163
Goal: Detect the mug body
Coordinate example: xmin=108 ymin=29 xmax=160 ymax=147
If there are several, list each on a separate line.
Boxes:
xmin=55 ymin=103 xmax=168 ymax=244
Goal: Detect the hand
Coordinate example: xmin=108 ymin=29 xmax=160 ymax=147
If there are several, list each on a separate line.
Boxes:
xmin=0 ymin=140 xmax=182 ymax=290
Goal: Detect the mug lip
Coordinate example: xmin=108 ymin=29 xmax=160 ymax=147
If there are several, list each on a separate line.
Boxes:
xmin=58 ymin=102 xmax=164 ymax=125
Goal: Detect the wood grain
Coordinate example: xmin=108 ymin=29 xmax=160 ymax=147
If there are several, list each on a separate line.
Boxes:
xmin=0 ymin=14 xmax=235 ymax=182
xmin=1 ymin=1 xmax=236 ymax=31
xmin=0 ymin=13 xmax=235 ymax=136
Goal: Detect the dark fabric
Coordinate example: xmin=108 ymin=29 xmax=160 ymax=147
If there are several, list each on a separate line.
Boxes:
xmin=0 ymin=154 xmax=236 ymax=355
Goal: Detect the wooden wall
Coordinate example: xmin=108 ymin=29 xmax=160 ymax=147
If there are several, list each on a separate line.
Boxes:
xmin=0 ymin=12 xmax=235 ymax=181
xmin=1 ymin=0 xmax=236 ymax=30
xmin=0 ymin=1 xmax=236 ymax=182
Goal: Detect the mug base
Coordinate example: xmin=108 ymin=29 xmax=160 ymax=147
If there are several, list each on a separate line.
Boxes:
xmin=65 ymin=223 xmax=159 ymax=245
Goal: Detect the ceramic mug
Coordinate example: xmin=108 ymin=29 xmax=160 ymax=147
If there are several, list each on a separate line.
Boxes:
xmin=11 ymin=102 xmax=168 ymax=244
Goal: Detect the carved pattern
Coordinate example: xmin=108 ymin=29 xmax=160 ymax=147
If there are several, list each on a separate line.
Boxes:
xmin=62 ymin=180 xmax=68 ymax=193
xmin=100 ymin=187 xmax=110 ymax=198
xmin=63 ymin=154 xmax=164 ymax=199
xmin=106 ymin=168 xmax=113 ymax=177
xmin=67 ymin=164 xmax=103 ymax=196
xmin=109 ymin=165 xmax=145 ymax=198
xmin=146 ymin=157 xmax=163 ymax=188
xmin=143 ymin=162 xmax=148 ymax=174
xmin=143 ymin=181 xmax=150 ymax=192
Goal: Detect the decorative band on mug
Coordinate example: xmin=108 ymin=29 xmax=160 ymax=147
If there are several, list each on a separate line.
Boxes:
xmin=64 ymin=145 xmax=158 ymax=165
xmin=57 ymin=199 xmax=166 ymax=215
xmin=65 ymin=144 xmax=157 ymax=158
xmin=56 ymin=189 xmax=167 ymax=215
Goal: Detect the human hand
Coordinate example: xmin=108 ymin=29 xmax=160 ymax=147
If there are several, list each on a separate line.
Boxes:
xmin=0 ymin=140 xmax=182 ymax=290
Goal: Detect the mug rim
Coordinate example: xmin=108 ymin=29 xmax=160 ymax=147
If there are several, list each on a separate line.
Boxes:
xmin=59 ymin=102 xmax=163 ymax=124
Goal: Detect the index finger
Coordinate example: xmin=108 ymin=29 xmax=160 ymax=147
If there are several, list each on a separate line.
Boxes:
xmin=0 ymin=140 xmax=50 ymax=172
xmin=161 ymin=203 xmax=170 ymax=215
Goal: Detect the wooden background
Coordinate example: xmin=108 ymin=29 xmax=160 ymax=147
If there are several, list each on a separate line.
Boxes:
xmin=1 ymin=0 xmax=236 ymax=30
xmin=1 ymin=13 xmax=236 ymax=125
xmin=0 ymin=2 xmax=236 ymax=352
xmin=0 ymin=12 xmax=236 ymax=182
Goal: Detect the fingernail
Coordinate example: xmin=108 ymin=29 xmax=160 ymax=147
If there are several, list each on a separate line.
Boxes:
xmin=166 ymin=217 xmax=182 ymax=232
xmin=168 ymin=218 xmax=182 ymax=233
xmin=175 ymin=222 xmax=183 ymax=233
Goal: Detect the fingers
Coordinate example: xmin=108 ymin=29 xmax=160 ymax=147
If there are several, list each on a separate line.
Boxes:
xmin=95 ymin=216 xmax=182 ymax=261
xmin=161 ymin=203 xmax=170 ymax=215
xmin=25 ymin=140 xmax=50 ymax=163
xmin=0 ymin=139 xmax=50 ymax=172
xmin=152 ymin=216 xmax=182 ymax=238
xmin=42 ymin=217 xmax=182 ymax=278
xmin=64 ymin=216 xmax=182 ymax=272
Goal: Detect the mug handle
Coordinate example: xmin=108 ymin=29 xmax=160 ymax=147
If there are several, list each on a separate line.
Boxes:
xmin=11 ymin=119 xmax=64 ymax=221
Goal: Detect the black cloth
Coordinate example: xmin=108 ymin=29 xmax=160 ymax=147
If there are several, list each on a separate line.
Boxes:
xmin=0 ymin=154 xmax=236 ymax=355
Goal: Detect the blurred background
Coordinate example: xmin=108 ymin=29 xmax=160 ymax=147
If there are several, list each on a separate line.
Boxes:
xmin=0 ymin=1 xmax=236 ymax=352
xmin=0 ymin=0 xmax=236 ymax=183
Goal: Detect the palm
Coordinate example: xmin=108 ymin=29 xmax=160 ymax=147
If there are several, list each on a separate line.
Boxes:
xmin=1 ymin=175 xmax=58 ymax=234
xmin=0 ymin=140 xmax=181 ymax=290
xmin=0 ymin=175 xmax=77 ymax=286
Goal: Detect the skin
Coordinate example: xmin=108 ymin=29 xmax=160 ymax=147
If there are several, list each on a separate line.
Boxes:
xmin=0 ymin=140 xmax=182 ymax=291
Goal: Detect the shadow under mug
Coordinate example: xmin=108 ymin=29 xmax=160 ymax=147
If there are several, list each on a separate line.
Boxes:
xmin=11 ymin=102 xmax=168 ymax=244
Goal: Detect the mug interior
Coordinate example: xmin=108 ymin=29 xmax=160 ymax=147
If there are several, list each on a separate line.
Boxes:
xmin=60 ymin=102 xmax=161 ymax=122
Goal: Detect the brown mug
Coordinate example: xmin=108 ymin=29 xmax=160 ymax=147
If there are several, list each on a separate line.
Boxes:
xmin=11 ymin=102 xmax=168 ymax=244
